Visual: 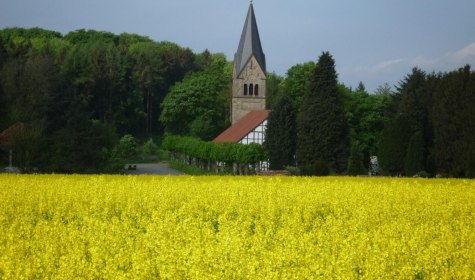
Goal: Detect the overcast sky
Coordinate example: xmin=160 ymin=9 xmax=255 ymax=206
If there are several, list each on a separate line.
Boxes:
xmin=1 ymin=0 xmax=475 ymax=92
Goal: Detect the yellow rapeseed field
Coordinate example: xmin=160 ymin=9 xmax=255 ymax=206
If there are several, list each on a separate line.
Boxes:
xmin=0 ymin=175 xmax=474 ymax=279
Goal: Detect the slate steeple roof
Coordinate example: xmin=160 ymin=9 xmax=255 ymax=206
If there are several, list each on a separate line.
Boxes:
xmin=234 ymin=3 xmax=266 ymax=76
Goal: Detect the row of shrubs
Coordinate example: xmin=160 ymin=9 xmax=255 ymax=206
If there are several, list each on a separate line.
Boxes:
xmin=161 ymin=135 xmax=268 ymax=175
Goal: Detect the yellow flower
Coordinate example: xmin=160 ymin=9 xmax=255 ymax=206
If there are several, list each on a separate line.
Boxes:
xmin=0 ymin=175 xmax=473 ymax=278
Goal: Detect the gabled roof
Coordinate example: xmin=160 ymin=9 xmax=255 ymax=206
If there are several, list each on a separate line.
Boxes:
xmin=234 ymin=3 xmax=266 ymax=77
xmin=213 ymin=110 xmax=270 ymax=143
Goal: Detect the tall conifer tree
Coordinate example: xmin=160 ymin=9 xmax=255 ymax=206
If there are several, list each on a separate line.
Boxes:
xmin=264 ymin=94 xmax=296 ymax=170
xmin=296 ymin=52 xmax=349 ymax=174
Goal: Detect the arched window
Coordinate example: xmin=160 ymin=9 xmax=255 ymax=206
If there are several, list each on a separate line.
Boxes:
xmin=244 ymin=84 xmax=248 ymax=96
xmin=254 ymin=84 xmax=259 ymax=96
xmin=249 ymin=83 xmax=254 ymax=96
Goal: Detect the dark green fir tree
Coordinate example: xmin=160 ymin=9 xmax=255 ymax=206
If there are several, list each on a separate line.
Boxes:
xmin=296 ymin=52 xmax=349 ymax=175
xmin=264 ymin=94 xmax=296 ymax=170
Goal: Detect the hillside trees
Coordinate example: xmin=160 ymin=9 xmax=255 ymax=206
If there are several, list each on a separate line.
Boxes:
xmin=0 ymin=42 xmax=62 ymax=170
xmin=0 ymin=27 xmax=209 ymax=172
xmin=146 ymin=42 xmax=195 ymax=135
xmin=129 ymin=41 xmax=165 ymax=135
xmin=62 ymin=41 xmax=128 ymax=125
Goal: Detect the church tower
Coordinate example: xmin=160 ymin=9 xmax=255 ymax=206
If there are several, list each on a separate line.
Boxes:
xmin=231 ymin=2 xmax=266 ymax=124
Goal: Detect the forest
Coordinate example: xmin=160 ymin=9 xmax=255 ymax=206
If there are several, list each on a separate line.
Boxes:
xmin=1 ymin=27 xmax=474 ymax=177
xmin=0 ymin=28 xmax=229 ymax=173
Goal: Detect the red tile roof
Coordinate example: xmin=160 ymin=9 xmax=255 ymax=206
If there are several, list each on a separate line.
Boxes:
xmin=213 ymin=110 xmax=270 ymax=143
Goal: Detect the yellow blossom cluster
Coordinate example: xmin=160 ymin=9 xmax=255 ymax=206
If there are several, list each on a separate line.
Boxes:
xmin=0 ymin=175 xmax=474 ymax=279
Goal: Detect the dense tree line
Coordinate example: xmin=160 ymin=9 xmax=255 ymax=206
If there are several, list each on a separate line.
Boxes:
xmin=265 ymin=53 xmax=389 ymax=176
xmin=0 ymin=28 xmax=221 ymax=173
xmin=2 ymin=28 xmax=474 ymax=177
xmin=379 ymin=66 xmax=475 ymax=178
xmin=264 ymin=54 xmax=474 ymax=177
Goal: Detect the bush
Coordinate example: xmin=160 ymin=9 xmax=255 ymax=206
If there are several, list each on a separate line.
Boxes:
xmin=414 ymin=171 xmax=430 ymax=178
xmin=106 ymin=135 xmax=137 ymax=172
xmin=285 ymin=166 xmax=301 ymax=176
xmin=104 ymin=156 xmax=126 ymax=174
xmin=112 ymin=135 xmax=137 ymax=160
xmin=141 ymin=138 xmax=158 ymax=158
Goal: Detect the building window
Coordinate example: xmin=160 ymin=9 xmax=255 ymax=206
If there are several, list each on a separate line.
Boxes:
xmin=249 ymin=83 xmax=254 ymax=95
xmin=244 ymin=84 xmax=248 ymax=96
xmin=255 ymin=84 xmax=259 ymax=96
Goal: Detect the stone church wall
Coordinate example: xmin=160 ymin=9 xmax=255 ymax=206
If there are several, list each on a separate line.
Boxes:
xmin=232 ymin=56 xmax=267 ymax=123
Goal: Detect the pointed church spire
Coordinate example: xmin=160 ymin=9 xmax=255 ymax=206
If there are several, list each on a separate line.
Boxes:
xmin=234 ymin=2 xmax=266 ymax=76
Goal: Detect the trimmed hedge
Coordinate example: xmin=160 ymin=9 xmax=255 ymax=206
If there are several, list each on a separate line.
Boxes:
xmin=162 ymin=135 xmax=268 ymax=174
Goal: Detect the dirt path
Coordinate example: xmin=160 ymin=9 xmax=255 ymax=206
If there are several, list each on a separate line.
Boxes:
xmin=125 ymin=162 xmax=183 ymax=175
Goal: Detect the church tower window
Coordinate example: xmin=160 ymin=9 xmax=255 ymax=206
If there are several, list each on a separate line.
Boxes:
xmin=254 ymin=84 xmax=259 ymax=96
xmin=244 ymin=84 xmax=248 ymax=96
xmin=249 ymin=83 xmax=254 ymax=95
